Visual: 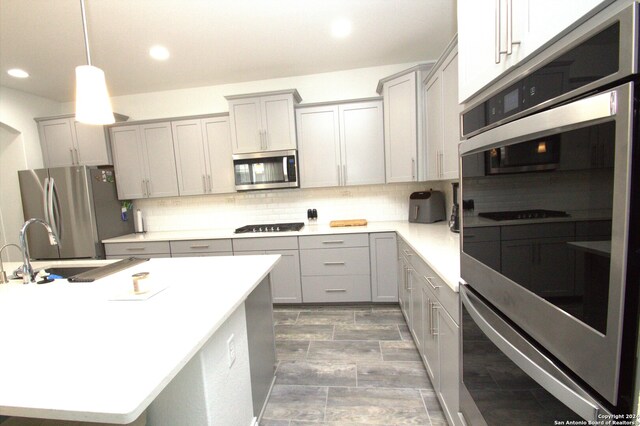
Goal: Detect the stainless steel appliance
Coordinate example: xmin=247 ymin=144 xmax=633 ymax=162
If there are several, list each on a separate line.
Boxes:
xmin=234 ymin=222 xmax=304 ymax=234
xmin=18 ymin=166 xmax=134 ymax=259
xmin=408 ymin=191 xmax=445 ymax=223
xmin=232 ymin=149 xmax=298 ymax=191
xmin=459 ymin=2 xmax=639 ymax=422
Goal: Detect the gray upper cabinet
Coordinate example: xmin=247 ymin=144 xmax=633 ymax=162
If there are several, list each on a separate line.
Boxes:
xmin=36 ymin=114 xmax=127 ymax=168
xmin=226 ymin=90 xmax=301 ymax=154
xmin=424 ymin=38 xmax=460 ymax=181
xmin=378 ymin=65 xmax=432 ymax=183
xmin=172 ymin=115 xmax=235 ymax=196
xmin=296 ymin=99 xmax=384 ymax=188
xmin=110 ymin=122 xmax=179 ymax=200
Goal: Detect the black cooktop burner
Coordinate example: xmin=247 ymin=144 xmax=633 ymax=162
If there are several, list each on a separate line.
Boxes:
xmin=478 ymin=209 xmax=570 ymax=221
xmin=234 ymin=222 xmax=305 ymax=233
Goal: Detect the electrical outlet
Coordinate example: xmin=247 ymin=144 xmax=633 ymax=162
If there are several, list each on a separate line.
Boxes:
xmin=227 ymin=334 xmax=236 ymax=368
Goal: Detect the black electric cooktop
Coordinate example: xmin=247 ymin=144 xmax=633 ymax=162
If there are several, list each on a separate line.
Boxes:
xmin=478 ymin=209 xmax=570 ymax=221
xmin=234 ymin=222 xmax=305 ymax=233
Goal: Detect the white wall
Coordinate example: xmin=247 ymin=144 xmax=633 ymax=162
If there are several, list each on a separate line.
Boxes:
xmin=59 ymin=62 xmax=423 ymax=120
xmin=0 ymin=86 xmax=60 ymax=260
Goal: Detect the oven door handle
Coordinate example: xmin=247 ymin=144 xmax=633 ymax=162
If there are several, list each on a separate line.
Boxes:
xmin=460 ymin=285 xmax=609 ymax=421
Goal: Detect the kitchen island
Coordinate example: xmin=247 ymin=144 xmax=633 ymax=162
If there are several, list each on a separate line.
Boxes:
xmin=0 ymin=255 xmax=280 ymax=425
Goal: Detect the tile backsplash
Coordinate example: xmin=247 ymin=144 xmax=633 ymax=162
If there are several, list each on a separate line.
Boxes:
xmin=134 ymin=182 xmax=452 ymax=232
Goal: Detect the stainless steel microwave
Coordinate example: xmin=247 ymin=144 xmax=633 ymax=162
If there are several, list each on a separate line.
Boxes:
xmin=232 ymin=149 xmax=299 ymax=191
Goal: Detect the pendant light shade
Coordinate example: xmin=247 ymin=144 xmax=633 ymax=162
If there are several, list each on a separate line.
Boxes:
xmin=75 ymin=65 xmax=114 ymax=125
xmin=75 ymin=0 xmax=114 ymax=125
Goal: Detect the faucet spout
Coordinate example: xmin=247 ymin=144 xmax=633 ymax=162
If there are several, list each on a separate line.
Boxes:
xmin=19 ymin=218 xmax=58 ymax=284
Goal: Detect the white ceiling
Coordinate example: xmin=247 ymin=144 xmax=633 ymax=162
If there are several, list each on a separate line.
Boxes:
xmin=0 ymin=0 xmax=457 ymax=102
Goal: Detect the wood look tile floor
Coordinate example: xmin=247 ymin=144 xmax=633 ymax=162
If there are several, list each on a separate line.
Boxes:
xmin=261 ymin=304 xmax=447 ymax=426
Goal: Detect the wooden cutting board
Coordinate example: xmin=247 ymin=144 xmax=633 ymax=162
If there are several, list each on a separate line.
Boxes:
xmin=329 ymin=219 xmax=368 ymax=227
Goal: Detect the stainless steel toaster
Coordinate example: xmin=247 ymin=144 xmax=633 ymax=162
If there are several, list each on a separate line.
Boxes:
xmin=408 ymin=190 xmax=446 ymax=223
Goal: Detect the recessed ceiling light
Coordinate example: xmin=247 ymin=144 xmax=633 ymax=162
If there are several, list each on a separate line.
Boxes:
xmin=7 ymin=68 xmax=29 ymax=78
xmin=149 ymin=45 xmax=170 ymax=61
xmin=331 ymin=18 xmax=352 ymax=38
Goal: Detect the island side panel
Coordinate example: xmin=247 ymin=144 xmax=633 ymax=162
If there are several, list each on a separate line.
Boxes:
xmin=147 ymin=303 xmax=253 ymax=426
xmin=245 ymin=276 xmax=277 ymax=418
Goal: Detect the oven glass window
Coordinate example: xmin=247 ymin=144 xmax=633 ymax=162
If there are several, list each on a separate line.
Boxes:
xmin=462 ymin=121 xmax=615 ymax=334
xmin=462 ymin=304 xmax=583 ymax=424
xmin=234 ymin=157 xmax=286 ymax=185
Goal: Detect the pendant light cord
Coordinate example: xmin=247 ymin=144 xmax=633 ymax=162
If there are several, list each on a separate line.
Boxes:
xmin=79 ymin=0 xmax=92 ymax=65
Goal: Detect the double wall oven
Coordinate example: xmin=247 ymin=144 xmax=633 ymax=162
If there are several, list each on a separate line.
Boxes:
xmin=459 ymin=2 xmax=639 ymax=424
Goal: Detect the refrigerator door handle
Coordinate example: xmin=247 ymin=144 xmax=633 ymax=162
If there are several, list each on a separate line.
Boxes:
xmin=48 ymin=178 xmax=61 ymax=241
xmin=43 ymin=177 xmax=50 ymax=223
xmin=461 ymin=286 xmax=608 ymax=421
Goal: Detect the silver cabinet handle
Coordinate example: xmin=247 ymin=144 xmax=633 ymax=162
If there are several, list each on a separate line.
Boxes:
xmin=202 ymin=175 xmax=207 ymax=192
xmin=142 ymin=180 xmax=147 ymax=197
xmin=325 ymin=289 xmax=347 ymax=293
xmin=127 ymin=247 xmax=146 ymax=251
xmin=74 ymin=148 xmax=79 ymax=164
xmin=403 ymin=249 xmax=413 ymax=257
xmin=69 ymin=148 xmax=75 ymax=164
xmin=425 ymin=276 xmax=441 ymax=290
xmin=146 ymin=179 xmax=151 ymax=197
xmin=406 ymin=267 xmax=413 ymax=290
xmin=431 ymin=302 xmax=439 ymax=336
xmin=264 ymin=130 xmax=269 ymax=150
xmin=208 ymin=174 xmax=212 ymax=193
xmin=439 ymin=150 xmax=444 ymax=177
xmin=343 ymin=164 xmax=347 ymax=184
xmin=189 ymin=244 xmax=210 ymax=249
xmin=323 ymin=261 xmax=345 ymax=265
xmin=411 ymin=158 xmax=416 ymax=180
xmin=506 ymin=0 xmax=520 ymax=55
xmin=322 ymin=240 xmax=344 ymax=244
xmin=495 ymin=0 xmax=501 ymax=64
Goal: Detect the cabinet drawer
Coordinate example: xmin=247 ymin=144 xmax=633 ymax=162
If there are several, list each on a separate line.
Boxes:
xmin=232 ymin=236 xmax=298 ymax=252
xmin=411 ymin=256 xmax=459 ymax=324
xmin=106 ymin=253 xmax=168 ymax=260
xmin=171 ymin=251 xmax=233 ymax=258
xmin=170 ymin=239 xmax=232 ymax=254
xmin=300 ymin=247 xmax=370 ymax=276
xmin=463 ymin=226 xmax=500 ymax=242
xmin=301 ymin=275 xmax=371 ymax=303
xmin=501 ymin=222 xmax=574 ymax=241
xmin=299 ymin=233 xmax=368 ymax=249
xmin=104 ymin=241 xmax=171 ymax=256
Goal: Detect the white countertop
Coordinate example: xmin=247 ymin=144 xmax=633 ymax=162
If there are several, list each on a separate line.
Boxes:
xmin=103 ymin=221 xmax=461 ymax=292
xmin=0 ymin=255 xmax=280 ymax=423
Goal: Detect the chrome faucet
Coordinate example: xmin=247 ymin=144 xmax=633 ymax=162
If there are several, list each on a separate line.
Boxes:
xmin=19 ymin=218 xmax=58 ymax=284
xmin=0 ymin=243 xmax=22 ymax=284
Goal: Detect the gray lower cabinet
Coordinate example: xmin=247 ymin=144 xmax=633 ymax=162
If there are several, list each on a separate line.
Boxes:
xmin=299 ymin=233 xmax=371 ymax=303
xmin=170 ymin=239 xmax=233 ymax=257
xmin=370 ymin=233 xmax=398 ymax=302
xmin=398 ymin=235 xmax=461 ymax=426
xmin=104 ymin=241 xmax=171 ymax=259
xmin=233 ymin=237 xmax=302 ymax=303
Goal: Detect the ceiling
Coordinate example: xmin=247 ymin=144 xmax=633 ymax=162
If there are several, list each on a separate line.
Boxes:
xmin=0 ymin=0 xmax=457 ymax=102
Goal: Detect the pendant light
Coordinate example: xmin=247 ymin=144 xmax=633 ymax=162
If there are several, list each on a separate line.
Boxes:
xmin=75 ymin=0 xmax=114 ymax=125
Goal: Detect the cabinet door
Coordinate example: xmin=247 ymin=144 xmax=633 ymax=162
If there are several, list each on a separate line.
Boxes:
xmin=140 ymin=123 xmax=179 ymax=198
xmin=39 ymin=118 xmax=76 ymax=167
xmin=437 ymin=306 xmax=460 ymax=425
xmin=383 ymin=72 xmax=417 ymax=183
xmin=110 ymin=126 xmax=146 ymax=199
xmin=440 ymin=49 xmax=461 ymax=180
xmin=421 ymin=282 xmax=439 ymax=386
xmin=229 ymin=98 xmax=262 ymax=153
xmin=340 ymin=101 xmax=385 ymax=186
xmin=296 ymin=105 xmax=341 ymax=188
xmin=266 ymin=249 xmax=302 ymax=303
xmin=172 ymin=119 xmax=208 ymax=196
xmin=74 ymin=121 xmax=111 ymax=166
xmin=425 ymin=73 xmax=443 ymax=181
xmin=410 ymin=269 xmax=424 ymax=354
xmin=457 ymin=0 xmax=527 ymax=102
xmin=203 ymin=116 xmax=235 ymax=194
xmin=261 ymin=94 xmax=297 ymax=151
xmin=370 ymin=233 xmax=398 ymax=302
xmin=398 ymin=256 xmax=408 ymax=316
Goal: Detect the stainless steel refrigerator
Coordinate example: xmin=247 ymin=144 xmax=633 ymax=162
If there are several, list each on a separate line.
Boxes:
xmin=18 ymin=166 xmax=134 ymax=259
